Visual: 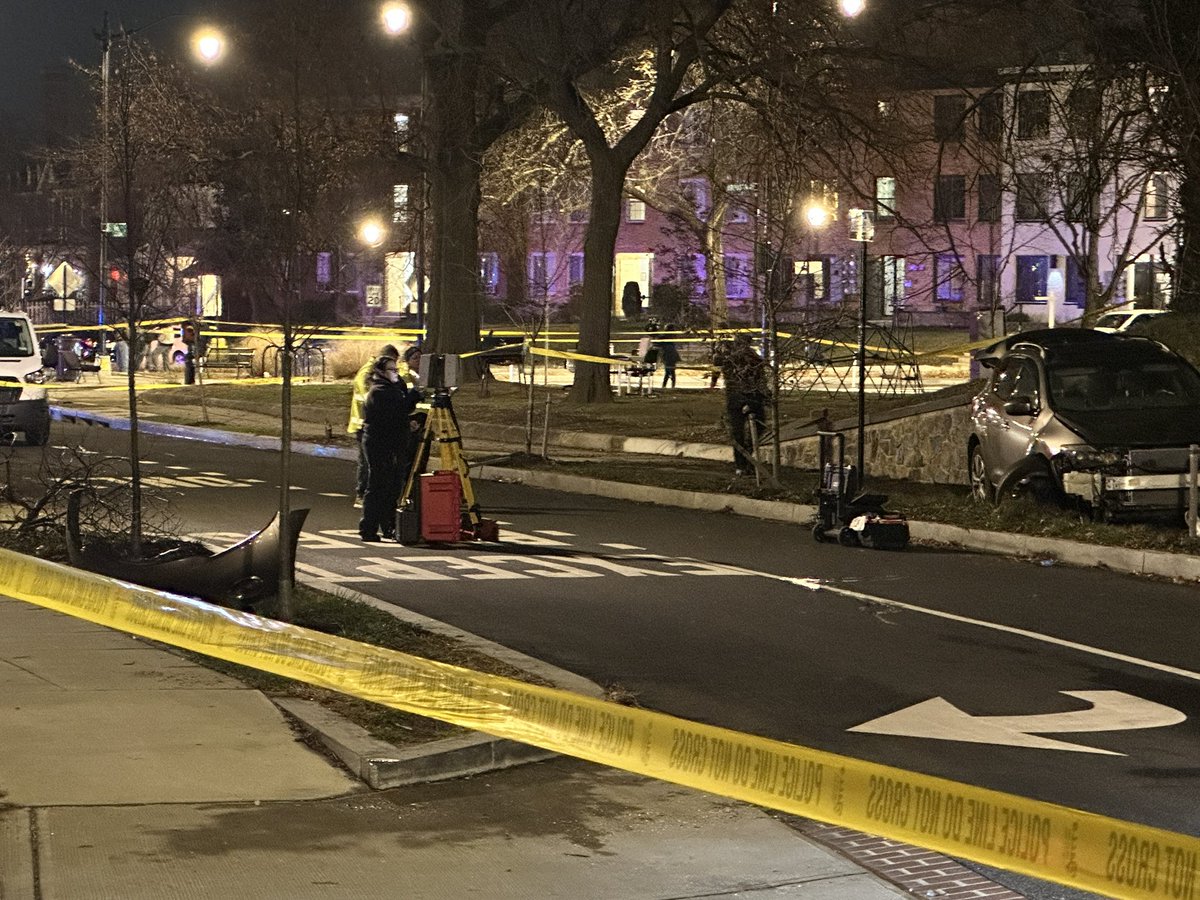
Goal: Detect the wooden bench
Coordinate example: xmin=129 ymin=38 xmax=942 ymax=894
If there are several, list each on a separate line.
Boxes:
xmin=199 ymin=348 xmax=254 ymax=378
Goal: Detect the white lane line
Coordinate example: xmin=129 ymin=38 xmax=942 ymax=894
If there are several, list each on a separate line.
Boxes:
xmin=534 ymin=529 xmax=575 ymax=537
xmin=762 ymin=571 xmax=1200 ymax=683
xmin=165 ymin=465 xmax=189 ymax=470
xmin=318 ymin=492 xmax=350 ymax=498
xmin=600 ymin=542 xmax=645 ymax=551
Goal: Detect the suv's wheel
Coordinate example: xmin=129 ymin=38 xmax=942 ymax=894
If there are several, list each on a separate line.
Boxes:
xmin=968 ymin=444 xmax=992 ymax=503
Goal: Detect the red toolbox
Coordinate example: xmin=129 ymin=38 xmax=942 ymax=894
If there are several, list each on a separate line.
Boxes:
xmin=420 ymin=471 xmax=463 ymax=542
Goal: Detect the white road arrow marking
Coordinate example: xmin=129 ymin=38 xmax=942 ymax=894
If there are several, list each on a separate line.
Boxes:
xmin=849 ymin=690 xmax=1186 ymax=755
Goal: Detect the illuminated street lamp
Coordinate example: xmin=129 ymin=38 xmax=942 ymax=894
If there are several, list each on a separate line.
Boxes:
xmin=380 ymin=1 xmax=427 ymax=339
xmin=192 ymin=28 xmax=226 ymax=65
xmin=358 ymin=218 xmax=387 ymax=248
xmin=839 ymin=0 xmax=866 ymax=17
xmin=803 ymin=202 xmax=831 ymax=230
xmin=98 ymin=18 xmax=228 ymax=347
xmin=381 ymin=3 xmax=413 ymax=34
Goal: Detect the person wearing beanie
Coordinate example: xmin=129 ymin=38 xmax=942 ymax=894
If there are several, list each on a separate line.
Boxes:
xmin=348 ymin=344 xmax=400 ymax=506
xmin=359 ymin=354 xmax=421 ymax=541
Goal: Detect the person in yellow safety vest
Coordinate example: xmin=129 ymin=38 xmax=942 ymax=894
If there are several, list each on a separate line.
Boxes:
xmin=349 ymin=344 xmax=399 ymax=507
xmin=397 ymin=345 xmax=428 ymax=498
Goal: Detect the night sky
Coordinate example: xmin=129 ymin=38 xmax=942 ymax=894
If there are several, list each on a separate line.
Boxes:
xmin=0 ymin=0 xmax=212 ymax=142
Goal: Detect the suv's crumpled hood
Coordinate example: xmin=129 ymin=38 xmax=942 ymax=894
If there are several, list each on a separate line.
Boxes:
xmin=1056 ymin=407 xmax=1200 ymax=448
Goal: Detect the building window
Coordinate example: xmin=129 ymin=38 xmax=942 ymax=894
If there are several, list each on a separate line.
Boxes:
xmin=977 ymin=92 xmax=1004 ymax=142
xmin=1063 ymin=172 xmax=1088 ymax=223
xmin=934 ymin=175 xmax=966 ymax=222
xmin=392 ymin=183 xmax=409 ymax=224
xmin=568 ymin=252 xmax=584 ymax=287
xmin=724 ymin=252 xmax=751 ymax=300
xmin=1067 ymin=86 xmax=1098 ymax=140
xmin=393 ymin=112 xmax=410 ymax=147
xmin=726 ymin=185 xmax=753 ymax=224
xmin=875 ymin=176 xmax=896 ymax=220
xmin=626 ymin=199 xmax=646 ymax=223
xmin=528 ymin=252 xmax=554 ymax=297
xmin=934 ymin=94 xmax=966 ymax=142
xmin=977 ymin=173 xmax=1000 ymax=223
xmin=1017 ymin=90 xmax=1050 ymax=140
xmin=1015 ymin=254 xmax=1049 ymax=304
xmin=881 ymin=256 xmax=905 ymax=314
xmin=1015 ymin=173 xmax=1048 ymax=222
xmin=681 ymin=178 xmax=710 ymax=218
xmin=479 ymin=252 xmax=499 ymax=295
xmin=315 ymin=251 xmax=332 ymax=286
xmin=935 ymin=252 xmax=965 ymax=303
xmin=794 ymin=258 xmax=827 ymax=304
xmin=679 ymin=253 xmax=707 ymax=294
xmin=568 ymin=208 xmax=588 ymax=224
xmin=977 ymin=255 xmax=1000 ymax=308
xmin=1145 ymin=173 xmax=1170 ymax=220
xmin=531 ymin=203 xmax=555 ymax=225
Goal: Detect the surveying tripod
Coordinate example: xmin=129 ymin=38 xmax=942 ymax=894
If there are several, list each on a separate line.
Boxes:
xmin=396 ymin=389 xmax=495 ymax=543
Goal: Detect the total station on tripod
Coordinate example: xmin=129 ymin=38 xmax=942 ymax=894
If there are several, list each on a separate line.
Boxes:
xmin=418 ymin=353 xmax=461 ymax=391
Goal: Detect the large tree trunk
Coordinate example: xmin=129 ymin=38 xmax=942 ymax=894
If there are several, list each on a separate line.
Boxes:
xmin=568 ymin=155 xmax=625 ymax=403
xmin=426 ymin=46 xmax=483 ymax=356
xmin=1176 ymin=153 xmax=1200 ymax=313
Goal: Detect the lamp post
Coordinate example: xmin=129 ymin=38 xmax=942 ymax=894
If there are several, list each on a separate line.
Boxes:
xmin=381 ymin=2 xmax=426 ymax=342
xmin=849 ymin=208 xmax=874 ymax=485
xmin=358 ymin=216 xmax=388 ymax=319
xmin=97 ymin=17 xmax=226 ymax=346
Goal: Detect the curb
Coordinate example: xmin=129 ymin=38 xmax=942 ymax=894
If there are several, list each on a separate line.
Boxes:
xmin=279 ymin=579 xmax=604 ymax=790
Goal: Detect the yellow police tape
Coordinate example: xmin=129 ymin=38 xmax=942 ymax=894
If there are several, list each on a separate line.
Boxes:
xmin=0 ymin=546 xmax=1194 ymax=899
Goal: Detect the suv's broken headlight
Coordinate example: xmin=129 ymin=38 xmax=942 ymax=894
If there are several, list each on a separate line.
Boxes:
xmin=1056 ymin=444 xmax=1125 ymax=472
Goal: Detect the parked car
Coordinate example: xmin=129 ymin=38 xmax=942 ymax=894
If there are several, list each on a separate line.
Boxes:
xmin=968 ymin=329 xmax=1200 ymax=521
xmin=1092 ymin=307 xmax=1167 ymax=333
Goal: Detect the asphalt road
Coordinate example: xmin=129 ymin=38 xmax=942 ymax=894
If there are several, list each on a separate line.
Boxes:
xmin=28 ymin=421 xmax=1200 ymax=840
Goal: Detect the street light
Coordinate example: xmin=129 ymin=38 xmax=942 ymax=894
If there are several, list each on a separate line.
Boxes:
xmin=849 ymin=207 xmax=875 ymax=485
xmin=381 ymin=3 xmax=413 ymax=34
xmin=98 ymin=18 xmax=228 ymax=347
xmin=839 ymin=0 xmax=866 ymax=17
xmin=358 ymin=218 xmax=388 ymax=248
xmin=192 ymin=28 xmax=226 ymax=65
xmin=379 ymin=2 xmax=426 ymax=341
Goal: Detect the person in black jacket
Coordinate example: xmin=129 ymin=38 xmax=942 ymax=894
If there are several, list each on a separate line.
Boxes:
xmin=359 ymin=355 xmax=421 ymax=541
xmin=715 ymin=334 xmax=768 ymax=475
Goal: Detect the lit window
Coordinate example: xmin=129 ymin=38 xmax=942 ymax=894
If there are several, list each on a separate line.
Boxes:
xmin=1145 ymin=173 xmax=1170 ymax=221
xmin=568 ymin=253 xmax=584 ymax=286
xmin=724 ymin=253 xmax=751 ymax=299
xmin=392 ymin=184 xmax=409 ymax=223
xmin=875 ymin=176 xmax=896 ymax=219
xmin=315 ymin=251 xmax=332 ymax=286
xmin=626 ymin=199 xmax=646 ymax=222
xmin=935 ymin=253 xmax=965 ymax=302
xmin=528 ymin=251 xmax=555 ymax=296
xmin=479 ymin=252 xmax=500 ymax=295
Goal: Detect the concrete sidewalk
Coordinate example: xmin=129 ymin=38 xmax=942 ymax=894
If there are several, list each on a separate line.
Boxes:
xmin=0 ymin=594 xmax=924 ymax=899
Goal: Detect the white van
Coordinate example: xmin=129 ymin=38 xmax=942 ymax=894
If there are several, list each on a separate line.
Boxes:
xmin=0 ymin=313 xmax=51 ymax=445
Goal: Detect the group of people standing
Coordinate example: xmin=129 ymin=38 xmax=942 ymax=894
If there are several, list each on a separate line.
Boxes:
xmin=347 ymin=344 xmax=425 ymax=542
xmin=109 ymin=327 xmax=176 ymax=374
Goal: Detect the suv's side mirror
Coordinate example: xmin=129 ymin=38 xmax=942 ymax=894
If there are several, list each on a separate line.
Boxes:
xmin=1004 ymin=396 xmax=1037 ymax=416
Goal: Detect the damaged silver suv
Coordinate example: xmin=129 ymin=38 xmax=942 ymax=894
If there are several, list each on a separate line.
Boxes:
xmin=968 ymin=329 xmax=1200 ymax=521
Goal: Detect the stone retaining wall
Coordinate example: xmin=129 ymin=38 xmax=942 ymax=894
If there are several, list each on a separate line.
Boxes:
xmin=777 ymin=398 xmax=972 ymax=485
